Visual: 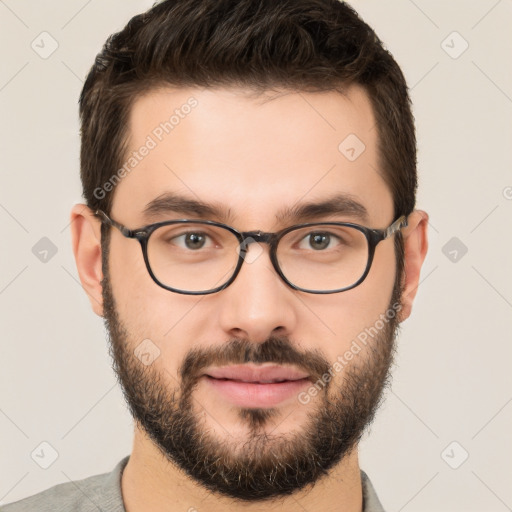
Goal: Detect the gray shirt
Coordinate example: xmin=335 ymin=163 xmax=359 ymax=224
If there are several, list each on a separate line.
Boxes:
xmin=2 ymin=456 xmax=385 ymax=511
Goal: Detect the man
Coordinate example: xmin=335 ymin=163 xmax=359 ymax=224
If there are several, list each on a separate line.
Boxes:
xmin=4 ymin=0 xmax=428 ymax=510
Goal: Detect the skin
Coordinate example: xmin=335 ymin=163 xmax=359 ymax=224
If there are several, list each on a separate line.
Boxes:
xmin=71 ymin=84 xmax=428 ymax=512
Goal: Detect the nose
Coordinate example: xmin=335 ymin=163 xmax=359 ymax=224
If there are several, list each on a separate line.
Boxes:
xmin=217 ymin=243 xmax=299 ymax=343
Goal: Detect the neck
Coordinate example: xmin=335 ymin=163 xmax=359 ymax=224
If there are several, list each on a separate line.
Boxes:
xmin=121 ymin=427 xmax=363 ymax=512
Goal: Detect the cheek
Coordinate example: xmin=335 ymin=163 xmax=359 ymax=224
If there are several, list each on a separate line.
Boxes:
xmin=108 ymin=240 xmax=152 ymax=329
xmin=303 ymin=242 xmax=397 ymax=366
xmin=107 ymin=240 xmax=212 ymax=374
xmin=348 ymin=239 xmax=398 ymax=315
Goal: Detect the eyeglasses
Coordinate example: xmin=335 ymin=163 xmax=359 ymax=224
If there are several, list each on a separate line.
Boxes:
xmin=95 ymin=210 xmax=407 ymax=295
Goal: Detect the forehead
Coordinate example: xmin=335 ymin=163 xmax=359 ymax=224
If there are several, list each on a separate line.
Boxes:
xmin=111 ymin=85 xmax=393 ymax=227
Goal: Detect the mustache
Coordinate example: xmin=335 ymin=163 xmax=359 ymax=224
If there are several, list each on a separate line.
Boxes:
xmin=179 ymin=336 xmax=331 ymax=387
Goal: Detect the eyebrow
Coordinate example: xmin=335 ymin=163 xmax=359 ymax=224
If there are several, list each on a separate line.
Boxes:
xmin=141 ymin=192 xmax=369 ymax=225
xmin=277 ymin=194 xmax=369 ymax=224
xmin=142 ymin=193 xmax=234 ymax=223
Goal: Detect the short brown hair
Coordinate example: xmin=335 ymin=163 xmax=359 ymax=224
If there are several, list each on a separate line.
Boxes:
xmin=80 ymin=0 xmax=416 ymax=285
xmin=80 ymin=0 xmax=416 ymax=214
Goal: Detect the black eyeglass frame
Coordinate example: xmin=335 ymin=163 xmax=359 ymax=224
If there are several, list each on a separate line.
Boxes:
xmin=95 ymin=210 xmax=408 ymax=295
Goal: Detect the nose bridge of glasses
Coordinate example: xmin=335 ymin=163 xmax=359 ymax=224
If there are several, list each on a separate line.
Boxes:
xmin=239 ymin=231 xmax=275 ymax=251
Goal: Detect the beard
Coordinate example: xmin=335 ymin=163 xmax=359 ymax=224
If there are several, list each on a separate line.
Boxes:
xmin=101 ymin=262 xmax=402 ymax=502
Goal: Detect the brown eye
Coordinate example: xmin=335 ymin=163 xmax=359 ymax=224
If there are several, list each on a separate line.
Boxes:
xmin=308 ymin=233 xmax=331 ymax=250
xmin=183 ymin=233 xmax=207 ymax=249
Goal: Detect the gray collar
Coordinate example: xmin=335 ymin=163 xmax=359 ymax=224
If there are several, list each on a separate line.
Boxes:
xmin=361 ymin=470 xmax=386 ymax=512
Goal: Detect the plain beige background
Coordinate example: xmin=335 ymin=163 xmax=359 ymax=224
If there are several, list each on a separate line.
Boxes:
xmin=1 ymin=1 xmax=511 ymax=510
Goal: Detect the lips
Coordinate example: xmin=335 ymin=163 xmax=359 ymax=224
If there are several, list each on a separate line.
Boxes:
xmin=203 ymin=364 xmax=311 ymax=408
xmin=204 ymin=364 xmax=309 ymax=383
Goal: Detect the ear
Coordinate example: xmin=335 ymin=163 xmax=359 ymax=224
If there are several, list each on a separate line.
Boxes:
xmin=70 ymin=204 xmax=104 ymax=316
xmin=398 ymin=209 xmax=429 ymax=322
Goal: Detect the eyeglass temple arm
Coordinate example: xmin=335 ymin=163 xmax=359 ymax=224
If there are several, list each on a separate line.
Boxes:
xmin=383 ymin=215 xmax=408 ymax=239
xmin=94 ymin=210 xmax=134 ymax=237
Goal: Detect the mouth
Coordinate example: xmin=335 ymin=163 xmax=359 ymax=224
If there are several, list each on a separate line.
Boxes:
xmin=202 ymin=364 xmax=311 ymax=408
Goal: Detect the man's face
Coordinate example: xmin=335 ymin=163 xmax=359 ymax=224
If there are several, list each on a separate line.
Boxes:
xmin=103 ymin=86 xmax=400 ymax=500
